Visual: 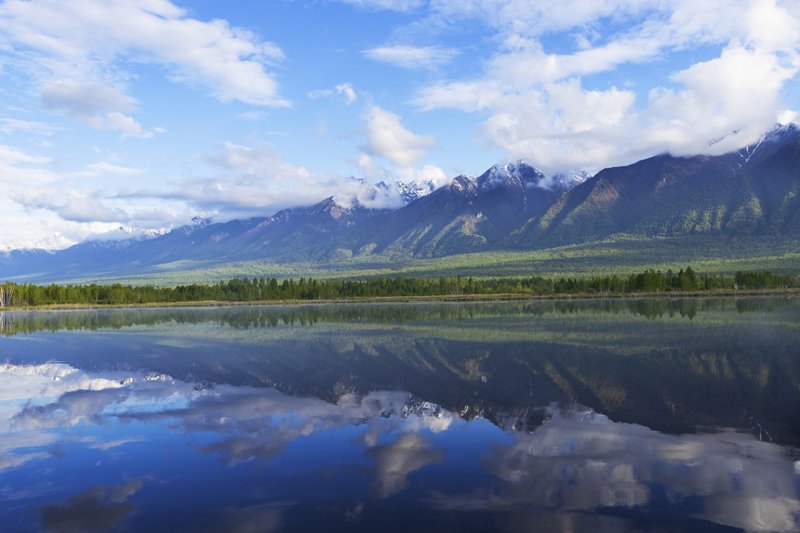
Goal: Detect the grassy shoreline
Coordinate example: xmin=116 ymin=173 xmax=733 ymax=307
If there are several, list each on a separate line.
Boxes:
xmin=2 ymin=287 xmax=798 ymax=311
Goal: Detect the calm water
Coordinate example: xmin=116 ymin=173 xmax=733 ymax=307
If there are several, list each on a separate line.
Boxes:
xmin=1 ymin=298 xmax=798 ymax=532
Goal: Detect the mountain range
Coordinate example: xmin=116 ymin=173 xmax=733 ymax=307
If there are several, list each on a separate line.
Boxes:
xmin=2 ymin=124 xmax=799 ymax=282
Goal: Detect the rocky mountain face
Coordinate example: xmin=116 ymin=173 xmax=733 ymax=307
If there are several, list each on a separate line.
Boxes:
xmin=2 ymin=125 xmax=799 ymax=281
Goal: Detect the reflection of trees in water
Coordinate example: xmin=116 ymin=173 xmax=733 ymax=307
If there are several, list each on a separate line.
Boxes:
xmin=2 ymin=298 xmax=798 ymax=444
xmin=1 ymin=297 xmax=795 ymax=335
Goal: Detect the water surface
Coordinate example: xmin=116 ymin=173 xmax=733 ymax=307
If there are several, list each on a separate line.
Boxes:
xmin=1 ymin=298 xmax=798 ymax=532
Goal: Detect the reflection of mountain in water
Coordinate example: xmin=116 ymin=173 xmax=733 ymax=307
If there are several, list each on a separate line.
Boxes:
xmin=2 ymin=362 xmax=798 ymax=533
xmin=1 ymin=298 xmax=798 ymax=444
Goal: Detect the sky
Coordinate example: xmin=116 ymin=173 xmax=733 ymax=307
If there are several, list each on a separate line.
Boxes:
xmin=0 ymin=0 xmax=799 ymax=250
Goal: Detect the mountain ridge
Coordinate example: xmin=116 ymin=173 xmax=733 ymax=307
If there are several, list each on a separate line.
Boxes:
xmin=2 ymin=124 xmax=799 ymax=282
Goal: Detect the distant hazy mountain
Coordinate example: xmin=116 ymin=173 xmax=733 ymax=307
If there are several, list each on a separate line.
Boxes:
xmin=2 ymin=125 xmax=798 ymax=281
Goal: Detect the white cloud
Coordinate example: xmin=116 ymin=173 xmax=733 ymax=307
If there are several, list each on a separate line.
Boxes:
xmin=743 ymin=0 xmax=800 ymax=52
xmin=0 ymin=196 xmax=130 ymax=250
xmin=117 ymin=137 xmax=447 ymax=218
xmin=643 ymin=44 xmax=797 ymax=155
xmin=363 ymin=45 xmax=458 ymax=70
xmin=410 ymin=0 xmax=800 ymax=172
xmin=362 ymin=105 xmax=436 ymax=167
xmin=336 ymin=82 xmax=359 ymax=104
xmin=41 ymin=81 xmax=132 ymax=123
xmin=0 ymin=0 xmax=289 ymax=125
xmin=414 ymin=81 xmax=503 ymax=113
xmin=307 ymin=82 xmax=358 ymax=104
xmin=39 ymin=80 xmax=159 ymax=136
xmin=137 ymin=141 xmax=346 ymax=216
xmin=13 ymin=190 xmax=129 ymax=224
xmin=0 ymin=144 xmax=187 ymax=248
xmin=349 ymin=106 xmax=446 ymax=201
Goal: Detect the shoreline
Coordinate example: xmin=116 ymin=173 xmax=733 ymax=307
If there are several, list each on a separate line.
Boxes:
xmin=1 ymin=287 xmax=798 ymax=311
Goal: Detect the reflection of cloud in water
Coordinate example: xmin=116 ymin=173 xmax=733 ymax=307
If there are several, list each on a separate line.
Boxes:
xmin=4 ymin=363 xmax=799 ymax=532
xmin=206 ymin=503 xmax=286 ymax=533
xmin=40 ymin=479 xmax=143 ymax=533
xmin=367 ymin=433 xmax=444 ymax=497
xmin=128 ymin=386 xmax=453 ymax=466
xmin=442 ymin=406 xmax=800 ymax=533
xmin=1 ymin=363 xmax=452 ymax=469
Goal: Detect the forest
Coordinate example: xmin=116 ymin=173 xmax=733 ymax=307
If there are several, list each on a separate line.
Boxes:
xmin=0 ymin=268 xmax=796 ymax=307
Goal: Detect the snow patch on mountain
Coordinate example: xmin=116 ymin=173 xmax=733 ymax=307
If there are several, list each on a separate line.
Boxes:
xmin=83 ymin=225 xmax=170 ymax=243
xmin=737 ymin=122 xmax=800 ymax=168
xmin=478 ymin=161 xmax=546 ymax=191
xmin=472 ymin=161 xmax=588 ymax=193
xmin=354 ymin=178 xmax=439 ymax=208
xmin=548 ymin=169 xmax=591 ymax=190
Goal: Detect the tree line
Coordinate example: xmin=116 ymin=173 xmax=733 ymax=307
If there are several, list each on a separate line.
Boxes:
xmin=0 ymin=268 xmax=797 ymax=307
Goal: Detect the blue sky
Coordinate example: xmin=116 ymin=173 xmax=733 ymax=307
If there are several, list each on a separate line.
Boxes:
xmin=1 ymin=0 xmax=799 ymax=249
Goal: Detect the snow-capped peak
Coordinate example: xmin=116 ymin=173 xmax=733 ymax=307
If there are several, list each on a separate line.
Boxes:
xmin=141 ymin=228 xmax=169 ymax=240
xmin=737 ymin=123 xmax=800 ymax=168
xmin=395 ymin=180 xmax=437 ymax=203
xmin=360 ymin=178 xmax=438 ymax=208
xmin=478 ymin=160 xmax=546 ymax=191
xmin=760 ymin=122 xmax=800 ymax=144
xmin=475 ymin=161 xmax=587 ymax=193
xmin=548 ymin=170 xmax=591 ymax=190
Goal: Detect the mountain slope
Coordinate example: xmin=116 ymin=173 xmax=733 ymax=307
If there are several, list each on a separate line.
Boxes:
xmin=514 ymin=124 xmax=800 ymax=247
xmin=1 ymin=126 xmax=799 ymax=282
xmin=361 ymin=162 xmax=569 ymax=258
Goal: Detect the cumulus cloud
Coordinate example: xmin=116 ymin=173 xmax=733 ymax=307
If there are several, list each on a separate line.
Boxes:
xmin=643 ymin=44 xmax=797 ymax=155
xmin=410 ymin=0 xmax=800 ymax=172
xmin=363 ymin=45 xmax=458 ymax=70
xmin=362 ymin=105 xmax=436 ymax=167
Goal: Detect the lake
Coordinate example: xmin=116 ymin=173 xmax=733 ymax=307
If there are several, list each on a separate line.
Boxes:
xmin=1 ymin=298 xmax=798 ymax=532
